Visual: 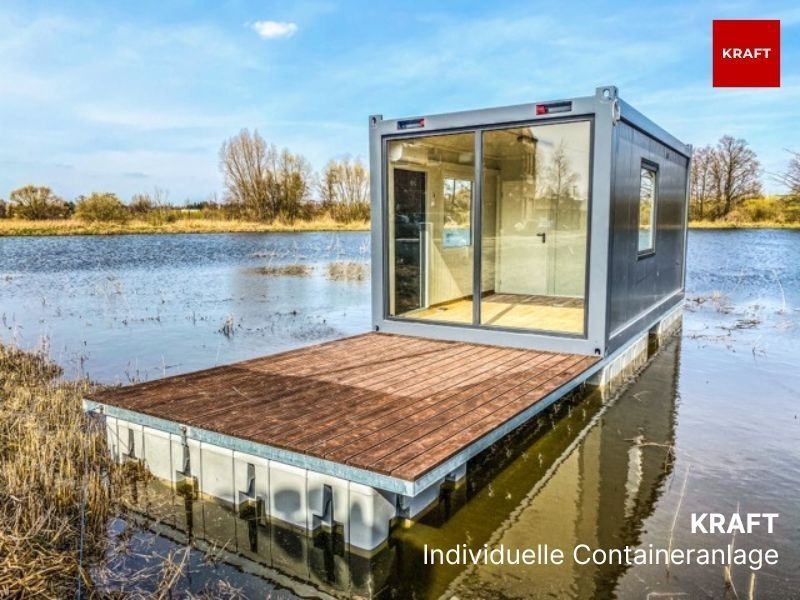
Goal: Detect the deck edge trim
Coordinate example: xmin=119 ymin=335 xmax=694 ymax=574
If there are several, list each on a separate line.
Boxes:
xmin=82 ymin=399 xmax=417 ymax=495
xmin=407 ymin=303 xmax=681 ymax=491
xmin=407 ymin=356 xmax=602 ymax=494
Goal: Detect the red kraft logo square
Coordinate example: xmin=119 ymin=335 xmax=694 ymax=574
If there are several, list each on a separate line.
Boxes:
xmin=713 ymin=20 xmax=780 ymax=87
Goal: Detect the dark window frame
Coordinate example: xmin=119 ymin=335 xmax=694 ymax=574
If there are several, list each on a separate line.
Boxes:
xmin=637 ymin=159 xmax=659 ymax=258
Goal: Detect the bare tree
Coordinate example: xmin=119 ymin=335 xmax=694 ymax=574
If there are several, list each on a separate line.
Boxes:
xmin=318 ymin=158 xmax=370 ymax=222
xmin=772 ymin=150 xmax=800 ymax=221
xmin=129 ymin=187 xmax=170 ymax=214
xmin=8 ymin=185 xmax=70 ymax=219
xmin=541 ymin=144 xmax=579 ymax=203
xmin=690 ymin=145 xmax=716 ymax=220
xmin=219 ymin=129 xmax=312 ymax=221
xmin=276 ymin=149 xmax=313 ymax=223
xmin=129 ymin=194 xmax=153 ymax=214
xmin=538 ymin=144 xmax=584 ymax=228
xmin=709 ymin=135 xmax=762 ymax=218
xmin=776 ymin=150 xmax=800 ymax=196
xmin=220 ymin=129 xmax=272 ymax=220
xmin=319 ymin=158 xmax=369 ymax=205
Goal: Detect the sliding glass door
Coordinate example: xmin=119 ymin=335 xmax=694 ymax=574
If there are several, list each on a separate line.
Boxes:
xmin=386 ymin=120 xmax=591 ymax=335
xmin=387 ymin=132 xmax=475 ymax=324
xmin=481 ymin=121 xmax=591 ymax=334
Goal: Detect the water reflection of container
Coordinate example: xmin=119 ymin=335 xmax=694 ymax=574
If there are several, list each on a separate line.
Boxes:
xmin=124 ymin=478 xmax=398 ymax=598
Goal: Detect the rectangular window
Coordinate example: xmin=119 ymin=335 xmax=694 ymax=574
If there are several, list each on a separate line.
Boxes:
xmin=638 ymin=162 xmax=657 ymax=254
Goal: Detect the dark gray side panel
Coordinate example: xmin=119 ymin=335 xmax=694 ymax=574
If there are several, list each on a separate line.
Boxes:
xmin=607 ymin=121 xmax=688 ymax=341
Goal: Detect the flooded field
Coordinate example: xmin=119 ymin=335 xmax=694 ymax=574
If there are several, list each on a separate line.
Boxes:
xmin=0 ymin=232 xmax=371 ymax=382
xmin=1 ymin=229 xmax=798 ymax=598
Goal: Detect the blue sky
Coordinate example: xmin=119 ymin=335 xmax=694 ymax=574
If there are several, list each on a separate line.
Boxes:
xmin=0 ymin=0 xmax=798 ymax=202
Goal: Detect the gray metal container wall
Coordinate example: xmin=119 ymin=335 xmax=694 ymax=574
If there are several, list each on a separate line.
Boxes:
xmin=606 ymin=121 xmax=689 ymax=350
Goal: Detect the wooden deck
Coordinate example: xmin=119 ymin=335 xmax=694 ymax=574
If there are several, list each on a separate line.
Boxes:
xmin=90 ymin=333 xmax=598 ymax=482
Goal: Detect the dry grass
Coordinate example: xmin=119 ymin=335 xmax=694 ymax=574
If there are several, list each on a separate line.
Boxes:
xmin=0 ymin=216 xmax=370 ymax=236
xmin=325 ymin=261 xmax=369 ymax=282
xmin=689 ymin=219 xmax=800 ymax=229
xmin=0 ymin=344 xmax=116 ymax=598
xmin=6 ymin=217 xmax=796 ymax=235
xmin=0 ymin=344 xmax=249 ymax=596
xmin=252 ymin=264 xmax=313 ymax=277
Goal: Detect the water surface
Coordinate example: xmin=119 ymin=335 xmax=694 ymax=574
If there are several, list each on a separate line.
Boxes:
xmin=1 ymin=229 xmax=798 ymax=598
xmin=1 ymin=232 xmax=371 ymax=382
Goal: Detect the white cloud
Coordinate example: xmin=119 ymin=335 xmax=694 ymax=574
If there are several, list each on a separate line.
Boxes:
xmin=251 ymin=20 xmax=298 ymax=39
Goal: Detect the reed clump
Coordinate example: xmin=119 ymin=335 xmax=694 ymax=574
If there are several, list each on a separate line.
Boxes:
xmin=326 ymin=261 xmax=369 ymax=282
xmin=0 ymin=344 xmax=115 ymax=597
xmin=252 ymin=264 xmax=312 ymax=277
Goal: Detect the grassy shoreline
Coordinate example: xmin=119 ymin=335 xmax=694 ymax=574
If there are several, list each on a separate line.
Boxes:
xmin=0 ymin=344 xmax=115 ymax=596
xmin=0 ymin=344 xmax=196 ymax=596
xmin=0 ymin=217 xmax=370 ymax=236
xmin=0 ymin=217 xmax=797 ymax=236
xmin=688 ymin=220 xmax=800 ymax=229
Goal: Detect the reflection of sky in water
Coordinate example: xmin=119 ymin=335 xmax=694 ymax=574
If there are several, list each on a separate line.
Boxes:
xmin=3 ymin=229 xmax=799 ymax=597
xmin=0 ymin=232 xmax=371 ymax=383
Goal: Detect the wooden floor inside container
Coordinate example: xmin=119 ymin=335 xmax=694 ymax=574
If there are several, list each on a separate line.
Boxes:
xmin=91 ymin=333 xmax=598 ymax=482
xmin=408 ymin=293 xmax=585 ymax=334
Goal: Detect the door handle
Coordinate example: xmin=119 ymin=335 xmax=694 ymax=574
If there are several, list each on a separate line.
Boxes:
xmin=536 ymin=232 xmax=546 ymax=244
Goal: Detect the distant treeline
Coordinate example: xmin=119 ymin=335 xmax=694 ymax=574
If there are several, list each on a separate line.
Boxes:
xmin=2 ymin=130 xmax=798 ymax=225
xmin=0 ymin=128 xmax=369 ymax=224
xmin=690 ymin=135 xmax=800 ymax=224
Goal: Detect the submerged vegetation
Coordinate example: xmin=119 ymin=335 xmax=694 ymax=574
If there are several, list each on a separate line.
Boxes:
xmin=251 ymin=263 xmax=313 ymax=277
xmin=326 ymin=260 xmax=369 ymax=281
xmin=247 ymin=260 xmax=369 ymax=281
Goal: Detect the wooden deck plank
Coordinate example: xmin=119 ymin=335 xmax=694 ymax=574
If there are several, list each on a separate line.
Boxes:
xmin=95 ymin=332 xmax=386 ymax=410
xmin=357 ymin=354 xmax=586 ymax=474
xmin=273 ymin=344 xmax=513 ymax=447
xmin=225 ymin=341 xmax=486 ymax=440
xmin=182 ymin=335 xmax=442 ymax=425
xmin=308 ymin=349 xmax=551 ymax=460
xmin=390 ymin=356 xmax=598 ymax=480
xmin=293 ymin=346 xmax=538 ymax=452
xmin=90 ymin=332 xmax=598 ymax=482
xmin=109 ymin=333 xmax=432 ymax=424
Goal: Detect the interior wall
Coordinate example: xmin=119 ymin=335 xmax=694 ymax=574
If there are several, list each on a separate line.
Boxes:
xmin=607 ymin=122 xmax=689 ymax=337
xmin=425 ymin=164 xmax=474 ymax=306
xmin=486 ymin=121 xmax=591 ymax=300
xmin=494 ymin=157 xmax=546 ymax=295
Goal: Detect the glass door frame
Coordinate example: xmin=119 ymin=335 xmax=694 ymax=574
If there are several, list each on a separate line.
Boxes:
xmin=381 ymin=115 xmax=595 ymax=339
